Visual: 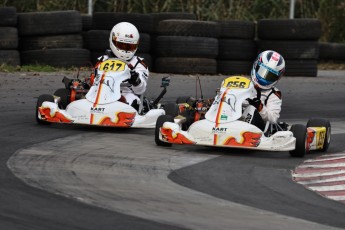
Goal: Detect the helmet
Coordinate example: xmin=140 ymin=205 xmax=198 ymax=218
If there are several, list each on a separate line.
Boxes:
xmin=109 ymin=22 xmax=140 ymax=61
xmin=251 ymin=50 xmax=285 ymax=89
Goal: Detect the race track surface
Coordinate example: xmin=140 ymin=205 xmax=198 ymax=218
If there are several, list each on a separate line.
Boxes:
xmin=1 ymin=70 xmax=345 ymax=229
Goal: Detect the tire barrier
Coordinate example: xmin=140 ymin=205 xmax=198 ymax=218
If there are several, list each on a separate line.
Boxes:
xmin=319 ymin=42 xmax=345 ymax=61
xmin=0 ymin=7 xmax=20 ymax=66
xmin=154 ymin=19 xmax=219 ymax=74
xmin=1 ymin=7 xmax=343 ymax=75
xmin=257 ymin=19 xmax=322 ymax=77
xmin=17 ymin=10 xmax=90 ymax=68
xmin=217 ymin=20 xmax=256 ymax=75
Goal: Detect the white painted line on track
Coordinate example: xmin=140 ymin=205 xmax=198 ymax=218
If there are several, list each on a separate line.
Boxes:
xmin=297 ymin=176 xmax=345 ymax=185
xmin=308 ymin=185 xmax=345 ymax=192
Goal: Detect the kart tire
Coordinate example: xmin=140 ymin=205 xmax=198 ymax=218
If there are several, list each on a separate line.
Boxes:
xmin=0 ymin=7 xmax=17 ymax=26
xmin=289 ymin=124 xmax=308 ymax=158
xmin=157 ymin=20 xmax=220 ymax=38
xmin=307 ymin=118 xmax=331 ymax=152
xmin=164 ymin=102 xmax=179 ymax=117
xmin=54 ymin=88 xmax=70 ymax=109
xmin=155 ymin=115 xmax=174 ymax=147
xmin=36 ymin=94 xmax=54 ymax=125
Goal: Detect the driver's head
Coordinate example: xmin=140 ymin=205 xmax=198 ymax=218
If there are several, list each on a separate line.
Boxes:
xmin=251 ymin=50 xmax=285 ymax=89
xmin=109 ymin=22 xmax=139 ymax=61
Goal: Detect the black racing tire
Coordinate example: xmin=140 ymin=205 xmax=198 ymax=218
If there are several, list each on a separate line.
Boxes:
xmin=218 ymin=39 xmax=257 ymax=60
xmin=217 ymin=20 xmax=255 ymax=39
xmin=0 ymin=7 xmax=17 ymax=26
xmin=154 ymin=57 xmax=217 ymax=74
xmin=20 ymin=34 xmax=83 ymax=51
xmin=319 ymin=42 xmax=345 ymax=60
xmin=151 ymin=12 xmax=196 ymax=33
xmin=81 ymin=14 xmax=93 ymax=31
xmin=257 ymin=19 xmax=322 ymax=40
xmin=164 ymin=102 xmax=179 ymax=117
xmin=85 ymin=30 xmax=109 ymax=51
xmin=0 ymin=27 xmax=18 ymax=49
xmin=155 ymin=115 xmax=174 ymax=147
xmin=21 ymin=48 xmax=91 ymax=68
xmin=157 ymin=20 xmax=220 ymax=38
xmin=36 ymin=94 xmax=54 ymax=125
xmin=217 ymin=60 xmax=252 ymax=75
xmin=17 ymin=11 xmax=82 ymax=36
xmin=54 ymin=88 xmax=71 ymax=109
xmin=307 ymin=118 xmax=331 ymax=152
xmin=284 ymin=60 xmax=318 ymax=77
xmin=0 ymin=50 xmax=20 ymax=66
xmin=258 ymin=40 xmax=319 ymax=59
xmin=155 ymin=36 xmax=218 ymax=58
xmin=289 ymin=124 xmax=308 ymax=158
xmin=92 ymin=12 xmax=153 ymax=33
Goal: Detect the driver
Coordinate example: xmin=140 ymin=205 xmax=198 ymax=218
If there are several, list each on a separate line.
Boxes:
xmin=91 ymin=22 xmax=149 ymax=110
xmin=243 ymin=50 xmax=285 ymax=130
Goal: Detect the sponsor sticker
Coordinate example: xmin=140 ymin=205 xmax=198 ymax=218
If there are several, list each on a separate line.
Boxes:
xmin=220 ymin=114 xmax=228 ymax=120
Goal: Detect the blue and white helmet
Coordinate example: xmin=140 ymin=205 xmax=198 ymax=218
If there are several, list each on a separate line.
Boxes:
xmin=251 ymin=50 xmax=285 ymax=89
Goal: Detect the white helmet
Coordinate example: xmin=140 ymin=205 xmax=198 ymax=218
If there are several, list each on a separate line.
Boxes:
xmin=251 ymin=50 xmax=285 ymax=89
xmin=109 ymin=22 xmax=140 ymax=61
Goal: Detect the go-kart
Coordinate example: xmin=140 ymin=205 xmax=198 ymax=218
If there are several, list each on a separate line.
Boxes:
xmin=36 ymin=58 xmax=169 ymax=128
xmin=155 ymin=76 xmax=331 ymax=157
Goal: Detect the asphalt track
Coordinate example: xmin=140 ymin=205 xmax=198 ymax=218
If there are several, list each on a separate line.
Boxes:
xmin=1 ymin=70 xmax=345 ymax=230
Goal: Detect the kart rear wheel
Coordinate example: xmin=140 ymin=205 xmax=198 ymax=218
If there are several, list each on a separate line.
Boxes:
xmin=36 ymin=94 xmax=54 ymax=125
xmin=155 ymin=115 xmax=174 ymax=147
xmin=164 ymin=102 xmax=179 ymax=117
xmin=307 ymin=118 xmax=331 ymax=152
xmin=54 ymin=88 xmax=70 ymax=109
xmin=289 ymin=124 xmax=308 ymax=158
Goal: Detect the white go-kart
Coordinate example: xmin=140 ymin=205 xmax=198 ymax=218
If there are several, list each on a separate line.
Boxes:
xmin=36 ymin=58 xmax=169 ymax=128
xmin=155 ymin=76 xmax=331 ymax=157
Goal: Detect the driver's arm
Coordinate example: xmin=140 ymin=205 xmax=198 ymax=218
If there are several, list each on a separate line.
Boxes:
xmin=129 ymin=58 xmax=149 ymax=95
xmin=259 ymin=92 xmax=282 ymax=124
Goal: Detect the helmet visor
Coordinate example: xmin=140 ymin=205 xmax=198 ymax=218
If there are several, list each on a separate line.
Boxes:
xmin=255 ymin=62 xmax=281 ymax=86
xmin=113 ymin=40 xmax=138 ymax=52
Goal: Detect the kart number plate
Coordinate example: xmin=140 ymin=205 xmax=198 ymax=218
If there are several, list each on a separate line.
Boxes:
xmin=99 ymin=60 xmax=126 ymax=72
xmin=222 ymin=76 xmax=250 ymax=89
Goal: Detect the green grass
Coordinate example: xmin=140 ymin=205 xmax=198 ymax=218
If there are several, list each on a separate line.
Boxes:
xmin=0 ymin=64 xmax=91 ymax=72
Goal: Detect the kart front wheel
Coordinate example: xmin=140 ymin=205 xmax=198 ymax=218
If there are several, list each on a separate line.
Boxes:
xmin=307 ymin=118 xmax=331 ymax=152
xmin=164 ymin=102 xmax=179 ymax=117
xmin=289 ymin=124 xmax=307 ymax=158
xmin=155 ymin=115 xmax=174 ymax=147
xmin=36 ymin=94 xmax=54 ymax=125
xmin=54 ymin=88 xmax=70 ymax=109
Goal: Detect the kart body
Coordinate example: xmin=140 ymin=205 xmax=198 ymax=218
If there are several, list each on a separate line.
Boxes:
xmin=36 ymin=58 xmax=165 ymax=128
xmin=156 ymin=76 xmax=331 ymax=157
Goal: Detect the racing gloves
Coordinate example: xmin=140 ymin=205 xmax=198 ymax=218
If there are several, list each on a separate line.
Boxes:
xmin=248 ymin=87 xmax=263 ymax=112
xmin=247 ymin=98 xmax=263 ymax=112
xmin=128 ymin=70 xmax=141 ymax=86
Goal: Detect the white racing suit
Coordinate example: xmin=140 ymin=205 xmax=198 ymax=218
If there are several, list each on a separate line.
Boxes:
xmin=97 ymin=50 xmax=149 ymax=107
xmin=243 ymin=87 xmax=282 ymax=130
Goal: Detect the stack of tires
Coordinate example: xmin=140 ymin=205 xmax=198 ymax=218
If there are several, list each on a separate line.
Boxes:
xmin=153 ymin=19 xmax=220 ymax=74
xmin=319 ymin=42 xmax=345 ymax=63
xmin=257 ymin=19 xmax=322 ymax=77
xmin=0 ymin=7 xmax=20 ymax=66
xmin=87 ymin=12 xmax=153 ymax=67
xmin=217 ymin=20 xmax=256 ymax=75
xmin=18 ymin=11 xmax=90 ymax=68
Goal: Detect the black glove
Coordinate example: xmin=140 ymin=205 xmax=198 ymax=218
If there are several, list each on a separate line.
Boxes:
xmin=247 ymin=98 xmax=263 ymax=111
xmin=128 ymin=70 xmax=141 ymax=86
